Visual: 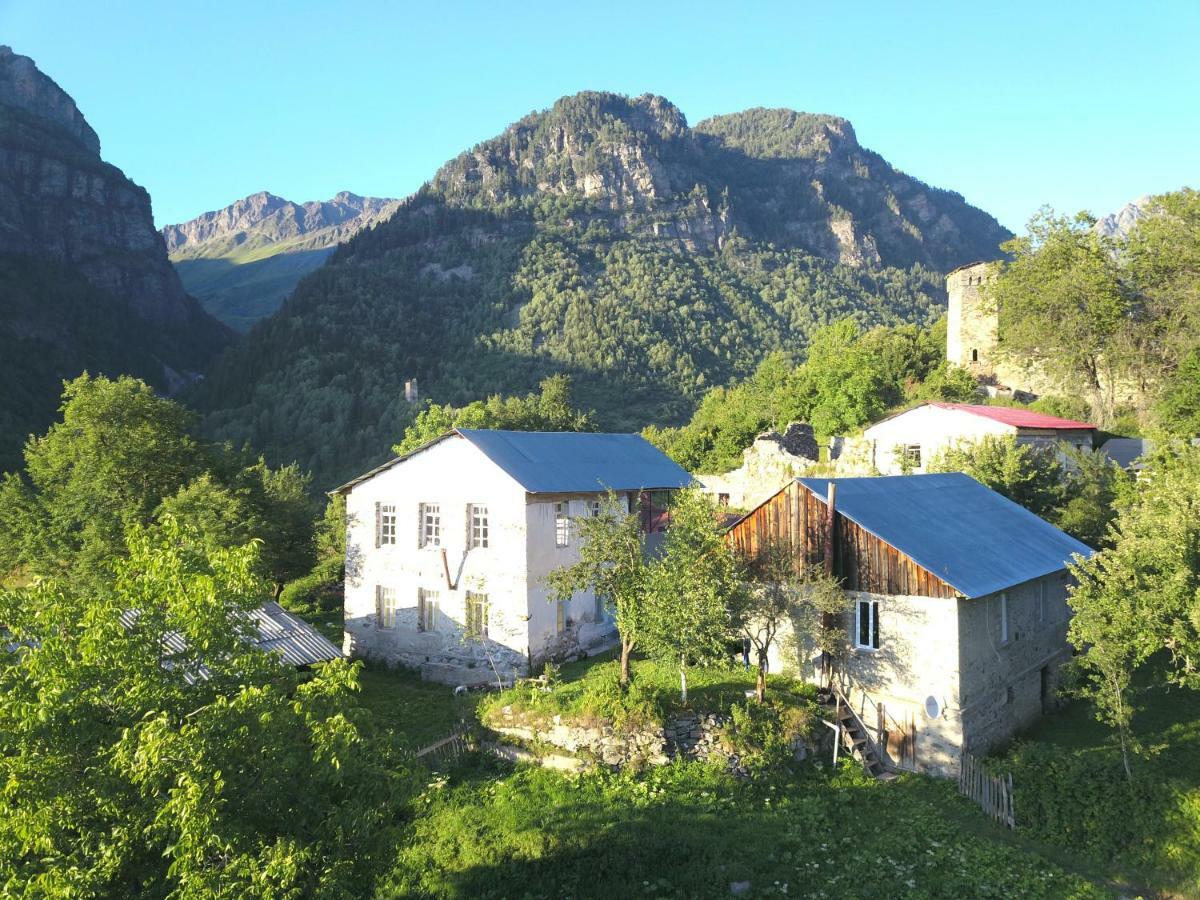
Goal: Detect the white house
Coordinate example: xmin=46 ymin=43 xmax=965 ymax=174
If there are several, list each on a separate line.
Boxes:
xmin=333 ymin=429 xmax=691 ymax=685
xmin=726 ymin=474 xmax=1094 ymax=777
xmin=862 ymin=402 xmax=1096 ymax=475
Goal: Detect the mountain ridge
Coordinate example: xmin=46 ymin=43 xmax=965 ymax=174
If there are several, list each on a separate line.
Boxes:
xmin=191 ymin=90 xmax=1011 ymax=489
xmin=162 ymin=190 xmax=401 ymax=330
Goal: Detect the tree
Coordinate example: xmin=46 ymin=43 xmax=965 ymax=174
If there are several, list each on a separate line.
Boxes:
xmin=986 ymin=210 xmax=1135 ymax=426
xmin=11 ymin=373 xmax=205 ymax=583
xmin=1055 ymin=447 xmax=1128 ymax=548
xmin=641 ymin=490 xmax=744 ymax=702
xmin=394 ymin=375 xmax=597 ymax=456
xmin=0 ymin=519 xmax=408 ymax=895
xmin=927 ymin=434 xmax=1066 ymax=519
xmin=240 ymin=460 xmax=318 ymax=597
xmin=545 ymin=491 xmax=649 ymax=685
xmin=1067 ymin=443 xmax=1200 ymax=779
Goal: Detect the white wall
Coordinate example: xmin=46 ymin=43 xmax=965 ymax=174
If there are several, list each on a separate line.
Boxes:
xmin=525 ymin=494 xmax=623 ymax=663
xmin=342 ymin=436 xmax=532 ymax=680
xmin=864 ymin=406 xmax=1013 ymax=474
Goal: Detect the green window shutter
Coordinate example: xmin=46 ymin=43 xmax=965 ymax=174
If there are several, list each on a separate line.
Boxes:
xmin=374 ymin=502 xmax=381 ymax=549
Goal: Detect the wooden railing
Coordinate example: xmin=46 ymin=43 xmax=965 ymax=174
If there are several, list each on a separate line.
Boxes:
xmin=959 ymin=751 xmax=1015 ymax=829
xmin=832 ymin=674 xmax=919 ymax=772
xmin=415 ymin=728 xmax=470 ymax=768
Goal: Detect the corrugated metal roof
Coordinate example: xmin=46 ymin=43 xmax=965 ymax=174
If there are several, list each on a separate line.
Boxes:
xmin=455 ymin=430 xmax=693 ymax=494
xmin=119 ymin=602 xmax=342 ymax=682
xmin=797 ymin=473 xmax=1094 ymax=598
xmin=930 ymin=403 xmax=1095 ymax=431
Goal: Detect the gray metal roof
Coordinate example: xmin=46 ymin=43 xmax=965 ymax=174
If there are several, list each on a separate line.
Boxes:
xmin=119 ymin=601 xmax=342 ymax=682
xmin=797 ymin=473 xmax=1094 ymax=599
xmin=1099 ymin=437 xmax=1152 ymax=470
xmin=458 ymin=429 xmax=692 ymax=494
xmin=334 ymin=429 xmax=692 ymax=495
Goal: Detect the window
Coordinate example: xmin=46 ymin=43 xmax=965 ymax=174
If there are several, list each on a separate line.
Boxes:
xmin=718 ymin=493 xmax=731 ymax=507
xmin=999 ymin=592 xmax=1010 ymax=644
xmin=375 ymin=503 xmax=397 ymax=546
xmin=466 ymin=591 xmax=488 ymax=639
xmin=375 ymin=585 xmax=397 ymax=629
xmin=855 ymin=598 xmax=879 ymax=650
xmin=971 ymin=348 xmax=979 ymax=363
xmin=903 ymin=444 xmax=922 ymax=468
xmin=555 ymin=502 xmax=570 ymax=547
xmin=418 ymin=588 xmax=439 ymax=632
xmin=556 ymin=598 xmax=566 ymax=633
xmin=594 ymin=592 xmax=605 ymax=623
xmin=1037 ymin=581 xmax=1047 ymax=623
xmin=419 ymin=503 xmax=441 ymax=548
xmin=589 ymin=499 xmax=602 ymax=518
xmin=469 ymin=504 xmax=489 ymax=549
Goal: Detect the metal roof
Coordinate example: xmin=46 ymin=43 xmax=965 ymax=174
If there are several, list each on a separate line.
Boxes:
xmin=797 ymin=473 xmax=1094 ymax=598
xmin=457 ymin=429 xmax=692 ymax=494
xmin=119 ymin=601 xmax=342 ymax=682
xmin=1099 ymin=437 xmax=1152 ymax=469
xmin=929 ymin=403 xmax=1095 ymax=431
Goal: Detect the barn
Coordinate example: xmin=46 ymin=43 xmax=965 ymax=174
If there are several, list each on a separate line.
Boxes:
xmin=725 ymin=472 xmax=1093 ymax=776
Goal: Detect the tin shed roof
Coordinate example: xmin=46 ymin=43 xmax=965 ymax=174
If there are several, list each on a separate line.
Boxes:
xmin=457 ymin=429 xmax=692 ymax=494
xmin=797 ymin=473 xmax=1093 ymax=598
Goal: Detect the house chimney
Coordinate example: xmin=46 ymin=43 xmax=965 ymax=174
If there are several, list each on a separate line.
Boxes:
xmin=824 ymin=482 xmax=837 ymax=577
xmin=404 ymin=378 xmax=419 ymax=403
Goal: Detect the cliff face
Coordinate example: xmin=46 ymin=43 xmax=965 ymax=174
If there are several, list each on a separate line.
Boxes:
xmin=161 ymin=191 xmax=401 ymax=330
xmin=0 ymin=46 xmax=229 ymax=469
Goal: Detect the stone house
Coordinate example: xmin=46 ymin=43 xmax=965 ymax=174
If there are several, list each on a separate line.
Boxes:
xmin=725 ymin=473 xmax=1093 ymax=777
xmin=861 ymin=402 xmax=1096 ymax=475
xmin=698 ymin=423 xmax=823 ymax=510
xmin=333 ymin=429 xmax=691 ymax=685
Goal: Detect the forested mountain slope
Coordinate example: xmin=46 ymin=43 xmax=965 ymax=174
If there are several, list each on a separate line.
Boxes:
xmin=191 ymin=92 xmax=1011 ymax=489
xmin=163 ymin=191 xmax=401 ymax=330
xmin=0 ymin=46 xmax=228 ymax=472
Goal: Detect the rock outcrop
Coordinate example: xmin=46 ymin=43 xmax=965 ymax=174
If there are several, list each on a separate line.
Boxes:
xmin=0 ymin=46 xmax=228 ymax=469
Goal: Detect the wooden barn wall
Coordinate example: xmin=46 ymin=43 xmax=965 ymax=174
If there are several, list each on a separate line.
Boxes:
xmin=725 ymin=483 xmax=957 ymax=599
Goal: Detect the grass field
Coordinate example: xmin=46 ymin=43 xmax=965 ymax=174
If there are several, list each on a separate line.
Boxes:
xmin=355 ymin=664 xmax=478 ymax=751
xmin=997 ymin=671 xmax=1200 ymax=896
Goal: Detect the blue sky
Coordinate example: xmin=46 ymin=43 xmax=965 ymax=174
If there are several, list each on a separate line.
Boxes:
xmin=2 ymin=0 xmax=1196 ymax=231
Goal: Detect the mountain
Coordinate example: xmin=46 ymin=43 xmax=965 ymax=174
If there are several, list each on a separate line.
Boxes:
xmin=1094 ymin=195 xmax=1152 ymax=241
xmin=0 ymin=46 xmax=229 ymax=471
xmin=163 ymin=191 xmax=401 ymax=331
xmin=191 ymin=92 xmax=1011 ymax=489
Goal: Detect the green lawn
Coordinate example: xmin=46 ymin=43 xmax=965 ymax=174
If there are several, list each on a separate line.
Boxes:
xmin=381 ymin=757 xmax=1109 ymax=899
xmin=355 ymin=665 xmax=478 ymax=751
xmin=996 ymin=673 xmax=1200 ymax=896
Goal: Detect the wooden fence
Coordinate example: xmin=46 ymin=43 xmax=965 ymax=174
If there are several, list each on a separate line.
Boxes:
xmin=958 ymin=751 xmax=1015 ymax=829
xmin=415 ymin=729 xmax=470 ymax=769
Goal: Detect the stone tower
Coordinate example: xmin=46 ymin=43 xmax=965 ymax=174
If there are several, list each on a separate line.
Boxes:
xmin=945 ymin=261 xmax=998 ymax=377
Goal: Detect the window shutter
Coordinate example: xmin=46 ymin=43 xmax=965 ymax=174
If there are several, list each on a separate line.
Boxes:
xmin=374 ymin=585 xmax=383 ymax=629
xmin=417 ymin=588 xmax=425 ymax=632
xmin=374 ymin=502 xmax=381 ymax=549
xmin=466 ymin=503 xmax=473 ymax=548
xmin=417 ymin=503 xmax=425 ymax=548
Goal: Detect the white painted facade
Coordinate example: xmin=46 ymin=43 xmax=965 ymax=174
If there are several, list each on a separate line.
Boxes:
xmin=862 ymin=404 xmax=1093 ymax=475
xmin=340 ymin=435 xmax=622 ymax=685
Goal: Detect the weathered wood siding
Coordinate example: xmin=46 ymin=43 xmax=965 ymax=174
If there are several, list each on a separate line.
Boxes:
xmin=725 ymin=481 xmax=957 ymax=599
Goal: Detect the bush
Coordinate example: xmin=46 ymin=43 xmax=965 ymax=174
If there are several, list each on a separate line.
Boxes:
xmin=723 ymin=694 xmax=818 ymax=771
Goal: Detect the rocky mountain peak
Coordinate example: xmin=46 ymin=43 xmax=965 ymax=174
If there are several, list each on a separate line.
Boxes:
xmin=0 ymin=45 xmax=100 ymax=154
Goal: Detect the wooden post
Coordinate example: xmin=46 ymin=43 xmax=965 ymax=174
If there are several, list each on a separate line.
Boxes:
xmin=824 ymin=483 xmax=837 ymax=576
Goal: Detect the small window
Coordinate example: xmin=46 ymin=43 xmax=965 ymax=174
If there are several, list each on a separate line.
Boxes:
xmin=855 ymin=598 xmax=879 ymax=650
xmin=417 ymin=588 xmax=439 ymax=632
xmin=589 ymin=499 xmax=602 ymax=518
xmin=556 ymin=598 xmax=566 ymax=633
xmin=376 ymin=585 xmax=397 ymax=629
xmin=594 ymin=592 xmax=605 ymax=623
xmin=1005 ymin=685 xmax=1015 ymax=705
xmin=717 ymin=493 xmax=731 ymax=507
xmin=555 ymin=502 xmax=570 ymax=547
xmin=1000 ymin=592 xmax=1010 ymax=644
xmin=376 ymin=503 xmax=397 ymax=546
xmin=971 ymin=348 xmax=979 ymax=363
xmin=470 ymin=504 xmax=489 ymax=549
xmin=466 ymin=591 xmax=488 ymax=640
xmin=903 ymin=444 xmax=922 ymax=468
xmin=419 ymin=503 xmax=441 ymax=548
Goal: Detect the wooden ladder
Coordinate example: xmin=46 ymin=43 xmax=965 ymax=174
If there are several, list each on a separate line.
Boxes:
xmin=827 ymin=689 xmax=890 ymax=780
